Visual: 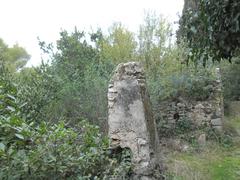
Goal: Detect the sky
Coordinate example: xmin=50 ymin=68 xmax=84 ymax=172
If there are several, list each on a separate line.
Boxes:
xmin=0 ymin=0 xmax=184 ymax=66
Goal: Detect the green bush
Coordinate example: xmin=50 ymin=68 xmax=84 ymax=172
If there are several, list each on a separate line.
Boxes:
xmin=17 ymin=30 xmax=115 ymax=127
xmin=0 ymin=118 xmax=132 ymax=179
xmin=146 ymin=46 xmax=216 ymax=106
xmin=178 ymin=0 xmax=240 ymax=64
xmin=206 ymin=127 xmax=233 ymax=148
xmin=0 ymin=68 xmax=132 ymax=179
xmin=221 ymin=58 xmax=240 ymax=101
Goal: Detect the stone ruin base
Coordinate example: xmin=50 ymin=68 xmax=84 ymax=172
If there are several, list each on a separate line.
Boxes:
xmin=107 ymin=63 xmax=225 ymax=178
xmin=156 ymin=68 xmax=224 ymax=133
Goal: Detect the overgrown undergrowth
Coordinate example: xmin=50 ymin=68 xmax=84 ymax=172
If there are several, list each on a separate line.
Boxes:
xmin=165 ymin=116 xmax=240 ymax=180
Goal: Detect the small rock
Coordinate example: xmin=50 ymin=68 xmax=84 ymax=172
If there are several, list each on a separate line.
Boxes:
xmin=213 ymin=126 xmax=222 ymax=131
xmin=215 ymin=109 xmax=222 ymax=117
xmin=204 ymin=107 xmax=212 ymax=114
xmin=195 ymin=103 xmax=204 ymax=109
xmin=177 ymin=103 xmax=185 ymax=108
xmin=211 ymin=118 xmax=222 ymax=126
xmin=198 ymin=134 xmax=206 ymax=147
xmin=182 ymin=144 xmax=189 ymax=152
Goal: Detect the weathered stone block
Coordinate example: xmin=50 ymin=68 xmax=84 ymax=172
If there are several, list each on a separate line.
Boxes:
xmin=197 ymin=133 xmax=206 ymax=147
xmin=108 ymin=62 xmax=160 ymax=179
xmin=211 ymin=118 xmax=222 ymax=126
xmin=213 ymin=126 xmax=223 ymax=131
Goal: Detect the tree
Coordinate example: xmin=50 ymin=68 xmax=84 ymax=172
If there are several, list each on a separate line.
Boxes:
xmin=17 ymin=63 xmax=60 ymax=123
xmin=99 ymin=23 xmax=137 ymax=64
xmin=178 ymin=0 xmax=240 ymax=65
xmin=138 ymin=11 xmax=172 ymax=68
xmin=0 ymin=38 xmax=30 ymax=72
xmin=0 ymin=68 xmax=131 ymax=179
xmin=31 ymin=28 xmax=111 ymax=126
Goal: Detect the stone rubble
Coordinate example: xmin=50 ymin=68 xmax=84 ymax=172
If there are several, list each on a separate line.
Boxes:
xmin=157 ymin=68 xmax=224 ymax=132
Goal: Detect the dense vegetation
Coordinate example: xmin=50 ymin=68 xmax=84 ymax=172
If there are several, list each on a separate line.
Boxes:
xmin=178 ymin=0 xmax=240 ymax=104
xmin=0 ymin=65 xmax=132 ymax=179
xmin=178 ymin=0 xmax=240 ymax=65
xmin=165 ymin=116 xmax=240 ymax=180
xmin=0 ymin=4 xmax=240 ymax=179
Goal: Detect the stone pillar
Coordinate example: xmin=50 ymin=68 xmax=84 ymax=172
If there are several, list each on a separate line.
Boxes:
xmin=108 ymin=62 xmax=160 ymax=179
xmin=210 ymin=68 xmax=224 ymax=131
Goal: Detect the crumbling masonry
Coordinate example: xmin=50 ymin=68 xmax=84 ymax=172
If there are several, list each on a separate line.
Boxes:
xmin=108 ymin=62 xmax=160 ymax=179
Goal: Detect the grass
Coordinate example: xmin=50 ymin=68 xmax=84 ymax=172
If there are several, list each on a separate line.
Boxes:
xmin=165 ymin=116 xmax=240 ymax=180
xmin=210 ymin=155 xmax=240 ymax=180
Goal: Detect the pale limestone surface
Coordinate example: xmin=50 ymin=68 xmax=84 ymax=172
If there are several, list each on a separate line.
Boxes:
xmin=108 ymin=62 xmax=160 ymax=179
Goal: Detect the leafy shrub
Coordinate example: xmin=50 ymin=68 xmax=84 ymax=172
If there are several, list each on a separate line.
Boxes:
xmin=178 ymin=0 xmax=240 ymax=64
xmin=146 ymin=46 xmax=216 ymax=107
xmin=16 ymin=63 xmax=60 ymax=123
xmin=17 ymin=30 xmax=115 ymax=128
xmin=221 ymin=58 xmax=240 ymax=101
xmin=175 ymin=117 xmax=194 ymax=135
xmin=0 ymin=68 xmax=132 ymax=179
xmin=206 ymin=127 xmax=233 ymax=148
xmin=0 ymin=117 xmax=132 ymax=179
xmin=0 ymin=66 xmax=19 ymax=119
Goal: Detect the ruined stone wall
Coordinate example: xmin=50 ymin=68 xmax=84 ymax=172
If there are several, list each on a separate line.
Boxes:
xmin=157 ymin=68 xmax=224 ymax=132
xmin=108 ymin=62 xmax=160 ymax=179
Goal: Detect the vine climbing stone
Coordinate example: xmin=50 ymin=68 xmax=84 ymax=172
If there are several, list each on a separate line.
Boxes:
xmin=108 ymin=62 xmax=160 ymax=179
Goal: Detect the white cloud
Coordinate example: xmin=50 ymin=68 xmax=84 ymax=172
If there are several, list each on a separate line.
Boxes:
xmin=0 ymin=0 xmax=184 ymax=66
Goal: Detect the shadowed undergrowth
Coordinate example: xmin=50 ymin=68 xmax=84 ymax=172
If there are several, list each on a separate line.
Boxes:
xmin=165 ymin=116 xmax=240 ymax=180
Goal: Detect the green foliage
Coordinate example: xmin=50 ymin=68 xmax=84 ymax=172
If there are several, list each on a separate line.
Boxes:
xmin=98 ymin=23 xmax=137 ymax=64
xmin=0 ymin=65 xmax=19 ymax=118
xmin=206 ymin=127 xmax=233 ymax=148
xmin=221 ymin=58 xmax=240 ymax=101
xmin=17 ymin=29 xmax=114 ymax=126
xmin=175 ymin=116 xmax=194 ymax=135
xmin=0 ymin=38 xmax=30 ymax=72
xmin=1 ymin=62 xmax=132 ymax=179
xmin=2 ymin=10 xmax=239 ymax=179
xmin=146 ymin=44 xmax=216 ymax=108
xmin=138 ymin=11 xmax=172 ymax=68
xmin=167 ymin=147 xmax=240 ymax=180
xmin=210 ymin=156 xmax=240 ymax=180
xmin=0 ymin=118 xmax=132 ymax=179
xmin=178 ymin=0 xmax=240 ymax=64
xmin=19 ymin=14 xmax=213 ymax=130
xmin=54 ymin=29 xmax=99 ymax=78
xmin=16 ymin=63 xmax=60 ymax=123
